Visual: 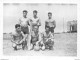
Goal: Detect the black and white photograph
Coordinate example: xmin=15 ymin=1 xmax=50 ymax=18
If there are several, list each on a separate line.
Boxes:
xmin=3 ymin=3 xmax=77 ymax=56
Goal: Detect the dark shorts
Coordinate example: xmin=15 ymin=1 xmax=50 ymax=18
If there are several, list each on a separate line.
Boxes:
xmin=21 ymin=26 xmax=29 ymax=34
xmin=31 ymin=40 xmax=38 ymax=45
xmin=49 ymin=27 xmax=54 ymax=33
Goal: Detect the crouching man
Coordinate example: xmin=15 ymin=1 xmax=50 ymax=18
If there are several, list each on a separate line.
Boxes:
xmin=11 ymin=24 xmax=27 ymax=51
xmin=41 ymin=26 xmax=54 ymax=50
xmin=28 ymin=25 xmax=42 ymax=51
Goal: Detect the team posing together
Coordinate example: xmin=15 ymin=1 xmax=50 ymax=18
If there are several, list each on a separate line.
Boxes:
xmin=11 ymin=10 xmax=56 ymax=51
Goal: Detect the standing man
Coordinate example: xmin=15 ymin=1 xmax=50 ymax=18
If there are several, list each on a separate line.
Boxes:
xmin=30 ymin=10 xmax=41 ymax=32
xmin=45 ymin=12 xmax=56 ymax=36
xmin=18 ymin=10 xmax=30 ymax=50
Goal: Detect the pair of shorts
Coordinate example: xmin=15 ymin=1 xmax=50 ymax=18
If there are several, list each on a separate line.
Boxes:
xmin=49 ymin=27 xmax=54 ymax=33
xmin=31 ymin=40 xmax=38 ymax=45
xmin=21 ymin=26 xmax=29 ymax=34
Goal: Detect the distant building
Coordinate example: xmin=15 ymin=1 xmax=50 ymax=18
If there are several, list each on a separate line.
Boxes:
xmin=67 ymin=20 xmax=77 ymax=33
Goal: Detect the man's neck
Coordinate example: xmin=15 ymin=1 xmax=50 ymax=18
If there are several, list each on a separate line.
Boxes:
xmin=23 ymin=16 xmax=27 ymax=18
xmin=46 ymin=31 xmax=49 ymax=34
xmin=49 ymin=17 xmax=52 ymax=20
xmin=34 ymin=15 xmax=37 ymax=19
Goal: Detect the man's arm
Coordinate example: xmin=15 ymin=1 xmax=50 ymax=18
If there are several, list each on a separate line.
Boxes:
xmin=21 ymin=31 xmax=25 ymax=37
xmin=29 ymin=19 xmax=33 ymax=32
xmin=27 ymin=18 xmax=31 ymax=26
xmin=36 ymin=33 xmax=42 ymax=45
xmin=19 ymin=31 xmax=28 ymax=43
xmin=38 ymin=18 xmax=41 ymax=26
xmin=49 ymin=33 xmax=54 ymax=41
xmin=18 ymin=18 xmax=22 ymax=25
xmin=37 ymin=18 xmax=41 ymax=26
xmin=45 ymin=21 xmax=48 ymax=28
xmin=53 ymin=20 xmax=56 ymax=29
xmin=40 ymin=33 xmax=45 ymax=44
xmin=11 ymin=34 xmax=16 ymax=43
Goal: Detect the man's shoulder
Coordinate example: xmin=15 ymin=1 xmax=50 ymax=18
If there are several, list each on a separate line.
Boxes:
xmin=46 ymin=19 xmax=49 ymax=21
xmin=19 ymin=17 xmax=23 ymax=20
xmin=31 ymin=17 xmax=40 ymax=20
xmin=20 ymin=17 xmax=30 ymax=20
xmin=12 ymin=31 xmax=17 ymax=36
xmin=45 ymin=20 xmax=48 ymax=23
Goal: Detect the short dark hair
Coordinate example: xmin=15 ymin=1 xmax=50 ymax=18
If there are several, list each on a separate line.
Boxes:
xmin=33 ymin=10 xmax=37 ymax=13
xmin=23 ymin=10 xmax=28 ymax=13
xmin=48 ymin=12 xmax=52 ymax=15
xmin=15 ymin=24 xmax=21 ymax=28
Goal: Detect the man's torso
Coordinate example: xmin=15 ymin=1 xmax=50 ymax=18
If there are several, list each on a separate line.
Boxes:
xmin=20 ymin=17 xmax=29 ymax=27
xmin=30 ymin=17 xmax=40 ymax=27
xmin=12 ymin=31 xmax=23 ymax=43
xmin=46 ymin=19 xmax=55 ymax=27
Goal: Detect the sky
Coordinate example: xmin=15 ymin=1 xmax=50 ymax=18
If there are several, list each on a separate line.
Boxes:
xmin=3 ymin=3 xmax=77 ymax=33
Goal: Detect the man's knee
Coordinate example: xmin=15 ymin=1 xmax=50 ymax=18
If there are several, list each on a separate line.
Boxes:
xmin=12 ymin=43 xmax=17 ymax=48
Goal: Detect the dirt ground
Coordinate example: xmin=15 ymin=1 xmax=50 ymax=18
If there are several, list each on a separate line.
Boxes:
xmin=3 ymin=33 xmax=77 ymax=56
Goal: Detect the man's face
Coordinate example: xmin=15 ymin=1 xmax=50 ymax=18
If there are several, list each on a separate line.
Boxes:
xmin=16 ymin=27 xmax=21 ymax=32
xmin=23 ymin=12 xmax=27 ymax=17
xmin=33 ymin=12 xmax=37 ymax=16
xmin=34 ymin=26 xmax=38 ymax=32
xmin=48 ymin=14 xmax=52 ymax=18
xmin=46 ymin=27 xmax=49 ymax=32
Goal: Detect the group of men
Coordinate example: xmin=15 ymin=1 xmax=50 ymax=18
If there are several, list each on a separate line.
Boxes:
xmin=11 ymin=10 xmax=56 ymax=51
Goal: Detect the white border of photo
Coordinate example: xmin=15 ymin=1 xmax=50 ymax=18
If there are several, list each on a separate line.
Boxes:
xmin=0 ymin=0 xmax=80 ymax=60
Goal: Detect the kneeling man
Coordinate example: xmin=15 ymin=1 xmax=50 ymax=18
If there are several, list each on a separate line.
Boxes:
xmin=11 ymin=24 xmax=27 ymax=50
xmin=28 ymin=25 xmax=42 ymax=51
xmin=41 ymin=26 xmax=54 ymax=50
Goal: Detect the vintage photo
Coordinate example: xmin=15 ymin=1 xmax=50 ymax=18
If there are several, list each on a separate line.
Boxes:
xmin=3 ymin=3 xmax=77 ymax=56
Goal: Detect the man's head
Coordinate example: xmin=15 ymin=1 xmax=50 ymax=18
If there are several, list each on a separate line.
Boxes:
xmin=33 ymin=25 xmax=38 ymax=32
xmin=15 ymin=24 xmax=21 ymax=32
xmin=33 ymin=10 xmax=37 ymax=17
xmin=45 ymin=26 xmax=50 ymax=32
xmin=23 ymin=10 xmax=28 ymax=17
xmin=48 ymin=12 xmax=52 ymax=19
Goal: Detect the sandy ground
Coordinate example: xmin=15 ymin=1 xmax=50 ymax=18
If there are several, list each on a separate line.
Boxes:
xmin=3 ymin=33 xmax=77 ymax=56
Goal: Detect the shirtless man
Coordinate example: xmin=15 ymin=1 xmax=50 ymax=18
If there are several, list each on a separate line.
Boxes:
xmin=28 ymin=25 xmax=42 ymax=50
xmin=41 ymin=26 xmax=54 ymax=50
xmin=11 ymin=24 xmax=26 ymax=50
xmin=30 ymin=10 xmax=41 ymax=32
xmin=18 ymin=10 xmax=30 ymax=49
xmin=45 ymin=12 xmax=56 ymax=36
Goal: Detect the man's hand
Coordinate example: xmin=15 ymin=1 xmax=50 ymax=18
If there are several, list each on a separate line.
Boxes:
xmin=36 ymin=41 xmax=39 ymax=45
xmin=15 ymin=41 xmax=19 ymax=45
